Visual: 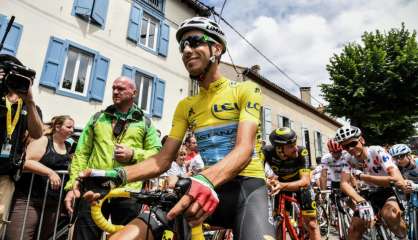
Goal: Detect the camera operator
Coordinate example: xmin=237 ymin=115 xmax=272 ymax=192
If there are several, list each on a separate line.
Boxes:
xmin=0 ymin=54 xmax=43 ymax=233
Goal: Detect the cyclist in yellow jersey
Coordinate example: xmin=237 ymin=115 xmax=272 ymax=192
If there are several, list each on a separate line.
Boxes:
xmin=81 ymin=17 xmax=275 ymax=240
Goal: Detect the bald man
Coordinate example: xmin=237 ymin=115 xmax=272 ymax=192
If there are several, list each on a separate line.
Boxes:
xmin=64 ymin=76 xmax=162 ymax=239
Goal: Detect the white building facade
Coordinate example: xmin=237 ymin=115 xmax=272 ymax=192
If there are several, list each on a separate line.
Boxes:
xmin=0 ymin=0 xmax=208 ymax=135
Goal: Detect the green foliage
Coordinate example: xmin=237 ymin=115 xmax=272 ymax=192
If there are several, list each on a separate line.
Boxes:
xmin=321 ymin=23 xmax=418 ymax=144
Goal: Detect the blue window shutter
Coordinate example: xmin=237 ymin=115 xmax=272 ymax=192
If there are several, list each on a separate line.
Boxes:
xmin=122 ymin=64 xmax=134 ymax=79
xmin=74 ymin=0 xmax=94 ymax=18
xmin=127 ymin=3 xmax=142 ymax=43
xmin=91 ymin=0 xmax=109 ymax=27
xmin=0 ymin=17 xmax=23 ymax=56
xmin=4 ymin=22 xmax=23 ymax=56
xmin=152 ymin=78 xmax=165 ymax=118
xmin=0 ymin=16 xmax=8 ymax=41
xmin=89 ymin=54 xmax=109 ymax=102
xmin=158 ymin=22 xmax=169 ymax=57
xmin=39 ymin=37 xmax=67 ymax=89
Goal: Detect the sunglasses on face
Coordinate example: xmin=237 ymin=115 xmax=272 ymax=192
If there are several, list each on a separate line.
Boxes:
xmin=393 ymin=154 xmax=408 ymax=160
xmin=341 ymin=140 xmax=359 ymax=150
xmin=179 ymin=35 xmax=217 ymax=53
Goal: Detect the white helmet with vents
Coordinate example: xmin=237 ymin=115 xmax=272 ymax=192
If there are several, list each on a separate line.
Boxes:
xmin=389 ymin=144 xmax=411 ymax=157
xmin=334 ymin=126 xmax=362 ymax=143
xmin=176 ymin=17 xmax=227 ymax=53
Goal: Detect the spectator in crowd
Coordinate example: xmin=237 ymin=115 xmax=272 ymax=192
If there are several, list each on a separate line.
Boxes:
xmin=164 ymin=145 xmax=188 ymax=177
xmin=5 ymin=115 xmax=74 ymax=240
xmin=63 ymin=76 xmax=161 ymax=239
xmin=0 ymin=54 xmax=43 ymax=233
xmin=184 ymin=134 xmax=204 ymax=175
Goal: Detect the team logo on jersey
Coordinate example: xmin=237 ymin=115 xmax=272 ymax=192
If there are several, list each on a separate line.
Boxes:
xmin=213 ymin=102 xmax=239 ymax=112
xmin=301 ymin=149 xmax=309 ymax=156
xmin=382 ymin=155 xmax=389 ymax=162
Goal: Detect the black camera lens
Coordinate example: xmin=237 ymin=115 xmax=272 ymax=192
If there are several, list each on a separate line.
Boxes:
xmin=5 ymin=73 xmax=31 ymax=94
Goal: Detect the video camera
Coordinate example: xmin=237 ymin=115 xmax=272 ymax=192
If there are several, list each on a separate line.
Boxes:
xmin=0 ymin=54 xmax=36 ymax=95
xmin=0 ymin=16 xmax=36 ymax=116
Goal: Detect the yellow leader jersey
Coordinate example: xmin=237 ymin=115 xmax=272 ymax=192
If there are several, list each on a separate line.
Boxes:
xmin=169 ymin=77 xmax=265 ymax=179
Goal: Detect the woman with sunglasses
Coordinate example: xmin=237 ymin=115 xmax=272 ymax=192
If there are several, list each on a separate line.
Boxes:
xmin=389 ymin=144 xmax=418 ymax=192
xmin=336 ymin=125 xmax=407 ymax=239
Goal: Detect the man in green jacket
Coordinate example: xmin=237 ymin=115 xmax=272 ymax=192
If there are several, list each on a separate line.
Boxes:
xmin=64 ymin=76 xmax=161 ymax=239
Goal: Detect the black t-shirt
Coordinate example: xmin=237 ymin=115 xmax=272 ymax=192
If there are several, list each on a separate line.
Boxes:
xmin=0 ymin=101 xmax=42 ymax=175
xmin=263 ymin=145 xmax=311 ymax=182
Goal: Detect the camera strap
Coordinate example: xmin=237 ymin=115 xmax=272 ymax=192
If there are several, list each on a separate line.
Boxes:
xmin=5 ymin=97 xmax=22 ymax=140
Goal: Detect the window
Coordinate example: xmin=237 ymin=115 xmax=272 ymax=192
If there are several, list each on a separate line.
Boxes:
xmin=144 ymin=0 xmax=164 ymax=12
xmin=140 ymin=12 xmax=159 ymax=50
xmin=127 ymin=2 xmax=170 ymax=57
xmin=60 ymin=46 xmax=94 ymax=97
xmin=278 ymin=115 xmax=294 ymax=129
xmin=72 ymin=0 xmax=109 ymax=28
xmin=262 ymin=107 xmax=272 ymax=142
xmin=39 ymin=37 xmax=110 ymax=102
xmin=0 ymin=15 xmax=23 ymax=55
xmin=134 ymin=71 xmax=153 ymax=112
xmin=122 ymin=65 xmax=165 ymax=118
xmin=190 ymin=79 xmax=199 ymax=96
xmin=302 ymin=128 xmax=312 ymax=166
xmin=314 ymin=131 xmax=323 ymax=158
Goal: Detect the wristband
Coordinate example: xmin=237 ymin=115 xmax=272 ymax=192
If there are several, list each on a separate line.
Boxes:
xmin=193 ymin=174 xmax=214 ymax=189
xmin=90 ymin=168 xmax=128 ymax=186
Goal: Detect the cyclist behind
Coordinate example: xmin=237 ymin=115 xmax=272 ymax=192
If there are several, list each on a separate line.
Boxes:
xmin=311 ymin=163 xmax=323 ymax=188
xmin=264 ymin=127 xmax=321 ymax=240
xmin=82 ymin=16 xmax=275 ymax=240
xmin=389 ymin=144 xmax=418 ymax=192
xmin=336 ymin=125 xmax=407 ymax=239
xmin=320 ymin=139 xmax=352 ymax=191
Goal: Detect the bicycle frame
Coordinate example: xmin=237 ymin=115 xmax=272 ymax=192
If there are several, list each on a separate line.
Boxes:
xmin=332 ymin=189 xmax=351 ymax=240
xmin=275 ymin=193 xmax=306 ymax=240
xmin=408 ymin=191 xmax=418 ymax=240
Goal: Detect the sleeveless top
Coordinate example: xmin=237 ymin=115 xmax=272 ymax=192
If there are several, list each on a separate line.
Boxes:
xmin=16 ymin=137 xmax=71 ymax=199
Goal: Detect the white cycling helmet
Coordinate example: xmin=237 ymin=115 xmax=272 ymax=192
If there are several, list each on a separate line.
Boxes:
xmin=176 ymin=17 xmax=227 ymax=54
xmin=334 ymin=126 xmax=362 ymax=143
xmin=389 ymin=144 xmax=411 ymax=157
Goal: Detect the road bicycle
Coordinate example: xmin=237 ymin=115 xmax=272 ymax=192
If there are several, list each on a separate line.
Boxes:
xmin=273 ymin=192 xmax=307 ymax=240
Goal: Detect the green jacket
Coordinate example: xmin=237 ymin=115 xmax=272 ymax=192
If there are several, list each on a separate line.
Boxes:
xmin=65 ymin=104 xmax=161 ymax=191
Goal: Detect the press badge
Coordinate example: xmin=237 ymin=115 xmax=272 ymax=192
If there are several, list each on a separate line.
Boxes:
xmin=0 ymin=140 xmax=12 ymax=158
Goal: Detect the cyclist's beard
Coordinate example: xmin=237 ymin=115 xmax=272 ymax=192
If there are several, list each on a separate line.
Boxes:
xmin=189 ymin=56 xmax=216 ymax=81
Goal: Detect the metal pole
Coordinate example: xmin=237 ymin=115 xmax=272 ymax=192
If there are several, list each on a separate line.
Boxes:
xmin=36 ymin=178 xmax=50 ymax=240
xmin=19 ymin=173 xmax=34 ymax=240
xmin=52 ymin=171 xmax=67 ymax=240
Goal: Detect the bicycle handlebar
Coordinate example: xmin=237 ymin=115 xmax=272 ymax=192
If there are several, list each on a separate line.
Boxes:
xmin=85 ymin=177 xmax=204 ymax=239
xmin=90 ymin=188 xmax=131 ymax=233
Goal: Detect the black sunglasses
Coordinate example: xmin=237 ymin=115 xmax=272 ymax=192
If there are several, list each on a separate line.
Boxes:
xmin=393 ymin=153 xmax=408 ymax=160
xmin=179 ymin=35 xmax=217 ymax=53
xmin=341 ymin=140 xmax=359 ymax=150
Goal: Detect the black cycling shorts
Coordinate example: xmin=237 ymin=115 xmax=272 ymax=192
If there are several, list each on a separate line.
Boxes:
xmin=360 ymin=188 xmax=396 ymax=213
xmin=137 ymin=176 xmax=276 ymax=240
